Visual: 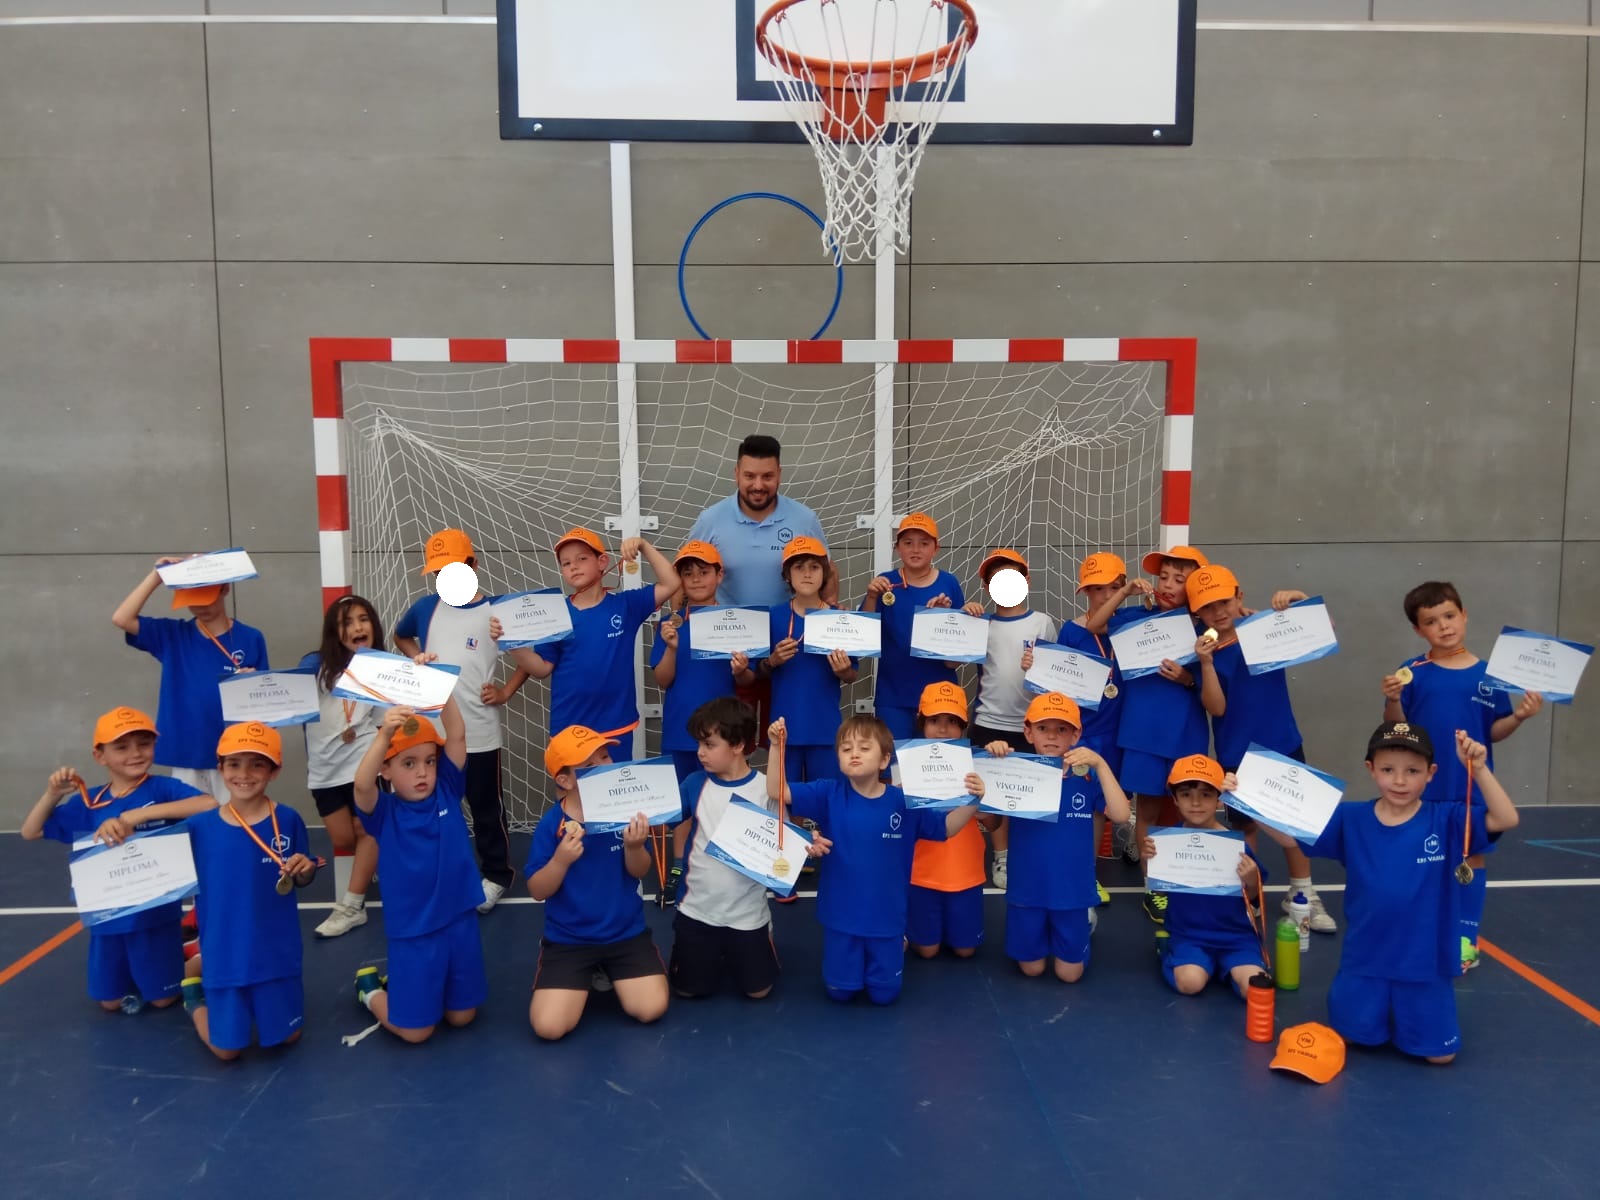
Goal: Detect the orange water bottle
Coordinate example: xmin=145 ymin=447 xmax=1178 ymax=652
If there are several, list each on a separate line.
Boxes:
xmin=1246 ymin=972 xmax=1276 ymax=1043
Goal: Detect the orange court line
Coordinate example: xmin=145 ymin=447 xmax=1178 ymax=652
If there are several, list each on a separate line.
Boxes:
xmin=1478 ymin=936 xmax=1600 ymax=1028
xmin=0 ymin=920 xmax=83 ymax=988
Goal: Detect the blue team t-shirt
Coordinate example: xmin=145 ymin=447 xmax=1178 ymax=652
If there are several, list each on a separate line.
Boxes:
xmin=538 ymin=589 xmax=659 ymax=736
xmin=1006 ymin=775 xmax=1104 ymax=911
xmin=1397 ymin=658 xmax=1513 ymax=803
xmin=1107 ymin=607 xmax=1208 ymax=759
xmin=787 ymin=779 xmax=948 ymax=939
xmin=185 ymin=803 xmax=309 ymax=988
xmin=44 ymin=775 xmax=206 ymax=935
xmin=1209 ymin=641 xmax=1303 ymax=769
xmin=872 ymin=569 xmax=966 ymax=710
xmin=1163 ymin=840 xmax=1267 ymax=950
xmin=768 ymin=604 xmax=858 ymax=746
xmin=685 ymin=494 xmax=827 ymax=608
xmin=357 ymin=757 xmax=482 ymax=939
xmin=526 ymin=802 xmax=646 ymax=945
xmin=1302 ymin=799 xmax=1487 ymax=981
xmin=1054 ymin=620 xmax=1123 ymax=760
xmin=125 ymin=617 xmax=270 ymax=769
xmin=650 ymin=608 xmax=739 ymax=753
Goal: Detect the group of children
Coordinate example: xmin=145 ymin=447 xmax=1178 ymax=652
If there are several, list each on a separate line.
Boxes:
xmin=26 ymin=517 xmax=1541 ymax=1067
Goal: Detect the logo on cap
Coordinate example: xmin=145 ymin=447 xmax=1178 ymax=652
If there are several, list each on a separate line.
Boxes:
xmin=246 ymin=723 xmax=267 ymax=737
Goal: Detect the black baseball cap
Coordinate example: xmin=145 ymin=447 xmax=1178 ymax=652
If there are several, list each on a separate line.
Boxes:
xmin=1365 ymin=721 xmax=1434 ymax=764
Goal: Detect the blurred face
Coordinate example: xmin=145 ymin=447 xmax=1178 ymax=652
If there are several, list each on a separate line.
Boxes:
xmin=920 ymin=713 xmax=965 ymax=739
xmin=558 ymin=544 xmax=606 ymax=593
xmin=1023 ymin=718 xmax=1080 ymax=758
xmin=786 ymin=557 xmax=825 ymax=599
xmin=1413 ymin=600 xmax=1466 ymax=653
xmin=557 ymin=745 xmax=614 ymax=793
xmin=221 ymin=752 xmax=278 ymax=804
xmin=678 ymin=559 xmax=722 ymax=604
xmin=735 ymin=455 xmax=781 ymax=516
xmin=837 ymin=730 xmax=892 ymax=782
xmin=1081 ymin=578 xmax=1124 ymax=610
xmin=895 ymin=530 xmax=937 ymax=573
xmin=696 ymin=730 xmax=745 ymax=777
xmin=1196 ymin=596 xmax=1242 ymax=632
xmin=188 ymin=587 xmax=230 ymax=623
xmin=382 ymin=744 xmax=439 ymax=801
xmin=1172 ymin=781 xmax=1223 ymax=826
xmin=339 ymin=603 xmax=376 ymax=653
xmin=1153 ymin=561 xmax=1195 ymax=609
xmin=1367 ymin=749 xmax=1437 ymax=807
xmin=92 ymin=731 xmax=156 ymax=782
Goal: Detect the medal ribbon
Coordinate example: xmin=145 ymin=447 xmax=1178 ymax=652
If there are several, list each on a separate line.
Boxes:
xmin=236 ymin=800 xmax=289 ymax=873
xmin=194 ymin=616 xmax=240 ymax=667
xmin=1243 ymin=869 xmax=1271 ymax=970
xmin=76 ymin=777 xmax=146 ymax=811
xmin=1460 ymin=767 xmax=1475 ymax=880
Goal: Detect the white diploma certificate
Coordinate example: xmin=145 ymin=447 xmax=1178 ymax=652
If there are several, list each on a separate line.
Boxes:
xmin=1108 ymin=609 xmax=1200 ymax=678
xmin=705 ymin=795 xmax=812 ymax=897
xmin=1025 ymin=643 xmax=1113 ymax=708
xmin=896 ymin=739 xmax=977 ymax=809
xmin=688 ymin=607 xmax=771 ymax=660
xmin=1484 ymin=626 xmax=1592 ymax=704
xmin=218 ymin=667 xmax=321 ymax=727
xmin=1224 ymin=746 xmax=1344 ymax=843
xmin=156 ymin=547 xmax=258 ymax=588
xmin=1234 ymin=596 xmax=1339 ymax=675
xmin=491 ymin=590 xmax=574 ymax=650
xmin=974 ymin=751 xmax=1063 ymax=822
xmin=69 ymin=827 xmax=199 ymax=927
xmin=575 ymin=757 xmax=683 ymax=832
xmin=331 ymin=649 xmax=462 ymax=713
xmin=803 ymin=609 xmax=881 ymax=658
xmin=1145 ymin=827 xmax=1250 ymax=896
xmin=909 ymin=607 xmax=990 ymax=664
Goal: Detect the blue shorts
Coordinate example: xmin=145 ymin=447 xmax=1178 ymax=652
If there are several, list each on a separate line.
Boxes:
xmin=1328 ymin=970 xmax=1460 ymax=1059
xmin=1162 ymin=937 xmax=1266 ymax=996
xmin=386 ymin=910 xmax=488 ymax=1030
xmin=821 ymin=930 xmax=904 ymax=999
xmin=1119 ymin=749 xmax=1187 ymax=797
xmin=86 ymin=922 xmax=184 ymax=1003
xmin=906 ymin=884 xmax=985 ymax=951
xmin=206 ymin=977 xmax=304 ymax=1051
xmin=875 ymin=705 xmax=917 ymax=742
xmin=1005 ymin=905 xmax=1092 ymax=966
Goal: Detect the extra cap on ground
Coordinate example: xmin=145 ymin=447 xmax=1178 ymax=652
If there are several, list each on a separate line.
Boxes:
xmin=1366 ymin=720 xmax=1435 ymax=764
xmin=171 ymin=584 xmax=224 ymax=610
xmin=1024 ymin=692 xmax=1081 ymax=729
xmin=674 ymin=539 xmax=723 ymax=568
xmin=1269 ymin=1023 xmax=1347 ymax=1085
xmin=781 ymin=535 xmax=829 ymax=564
xmin=217 ymin=722 xmax=283 ymax=765
xmin=1185 ymin=564 xmax=1239 ymax=611
xmin=917 ymin=681 xmax=969 ymax=721
xmin=896 ymin=513 xmax=939 ymax=542
xmin=1168 ymin=754 xmax=1225 ymax=791
xmin=385 ymin=715 xmax=444 ymax=761
xmin=978 ymin=547 xmax=1028 ymax=579
xmin=1076 ymin=552 xmax=1128 ymax=592
xmin=421 ymin=528 xmax=474 ymax=574
xmin=545 ymin=725 xmax=620 ymax=777
xmin=1141 ymin=544 xmax=1210 ymax=575
xmin=553 ymin=527 xmax=606 ymax=558
xmin=93 ymin=707 xmax=158 ymax=748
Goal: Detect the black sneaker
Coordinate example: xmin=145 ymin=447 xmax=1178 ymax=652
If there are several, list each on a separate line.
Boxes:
xmin=1142 ymin=890 xmax=1168 ymax=926
xmin=661 ymin=865 xmax=683 ymax=906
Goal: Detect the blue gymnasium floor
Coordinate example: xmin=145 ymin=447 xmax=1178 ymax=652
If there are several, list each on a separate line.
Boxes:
xmin=2 ymin=808 xmax=1598 ymax=1200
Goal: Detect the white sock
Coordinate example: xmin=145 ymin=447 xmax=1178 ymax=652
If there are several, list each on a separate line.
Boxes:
xmin=994 ymin=849 xmax=1008 ymax=864
xmin=1289 ymin=876 xmax=1313 ymax=895
xmin=361 ymin=986 xmax=379 ymax=1011
xmin=342 ymin=891 xmax=366 ymax=910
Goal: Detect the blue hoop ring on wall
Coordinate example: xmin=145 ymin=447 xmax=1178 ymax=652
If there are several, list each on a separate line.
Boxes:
xmin=677 ymin=192 xmax=844 ymax=341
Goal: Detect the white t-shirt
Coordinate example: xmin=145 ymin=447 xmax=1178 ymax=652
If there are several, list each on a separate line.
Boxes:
xmin=305 ymin=684 xmax=380 ymax=790
xmin=677 ymin=768 xmax=774 ymax=932
xmin=415 ymin=598 xmax=503 ymax=754
xmin=974 ymin=610 xmax=1059 ymax=732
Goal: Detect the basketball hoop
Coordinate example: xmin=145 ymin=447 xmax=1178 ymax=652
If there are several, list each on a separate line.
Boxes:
xmin=756 ymin=0 xmax=978 ymax=265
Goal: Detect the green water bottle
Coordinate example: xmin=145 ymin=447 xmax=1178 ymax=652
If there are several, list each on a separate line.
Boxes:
xmin=1275 ymin=917 xmax=1300 ymax=991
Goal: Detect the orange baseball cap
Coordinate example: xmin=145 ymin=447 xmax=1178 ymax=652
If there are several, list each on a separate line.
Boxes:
xmin=1168 ymin=753 xmax=1225 ymax=791
xmin=1024 ymin=692 xmax=1082 ymax=729
xmin=553 ymin=527 xmax=606 ymax=558
xmin=917 ymin=681 xmax=969 ymax=722
xmin=421 ymin=528 xmax=474 ymax=574
xmin=545 ymin=725 xmax=620 ymax=778
xmin=1076 ymin=553 xmax=1128 ymax=593
xmin=1269 ymin=1023 xmax=1347 ymax=1085
xmin=781 ymin=535 xmax=829 ymax=564
xmin=384 ymin=714 xmax=444 ymax=760
xmin=171 ymin=584 xmax=225 ymax=610
xmin=896 ymin=513 xmax=939 ymax=541
xmin=1185 ymin=564 xmax=1240 ymax=611
xmin=674 ymin=539 xmax=723 ymax=568
xmin=978 ymin=547 xmax=1028 ymax=579
xmin=216 ymin=722 xmax=283 ymax=766
xmin=1141 ymin=544 xmax=1210 ymax=575
xmin=93 ymin=707 xmax=158 ymax=747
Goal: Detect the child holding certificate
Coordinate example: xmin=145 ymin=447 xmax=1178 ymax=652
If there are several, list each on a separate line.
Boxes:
xmin=1085 ymin=546 xmax=1210 ymax=925
xmin=350 ymin=696 xmax=487 ymax=1045
xmin=981 ymin=693 xmax=1131 ymax=984
xmin=859 ymin=513 xmax=965 ymax=740
xmin=651 ymin=541 xmax=745 ymax=784
xmin=1187 ymin=565 xmax=1336 ymax=936
xmin=298 ymin=594 xmax=385 ymax=938
xmin=1139 ymin=755 xmax=1268 ymax=999
xmin=907 ymin=683 xmax=995 ymax=960
xmin=1380 ymin=581 xmax=1543 ymax=968
xmin=526 ymin=725 xmax=670 ymax=1040
xmin=22 ymin=707 xmax=217 ymax=1014
xmin=768 ymin=714 xmax=983 ymax=1004
xmin=180 ymin=723 xmax=317 ymax=1060
xmin=1271 ymin=723 xmax=1519 ymax=1064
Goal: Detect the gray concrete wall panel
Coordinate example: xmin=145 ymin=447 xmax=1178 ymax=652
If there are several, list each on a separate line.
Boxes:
xmin=0 ymin=263 xmax=226 ymax=556
xmin=1551 ymin=543 xmax=1600 ymax=804
xmin=913 ymin=31 xmax=1584 ymax=265
xmin=1200 ymin=1 xmax=1372 ymax=18
xmin=1569 ymin=264 xmax=1600 ymax=540
xmin=0 ymin=25 xmax=213 ymax=263
xmin=636 ymin=264 xmax=887 ymax=342
xmin=1374 ymin=1 xmax=1590 ymax=22
xmin=1585 ymin=45 xmax=1600 ymax=261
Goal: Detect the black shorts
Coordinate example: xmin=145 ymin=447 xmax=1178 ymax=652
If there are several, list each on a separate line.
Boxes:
xmin=533 ymin=929 xmax=664 ymax=992
xmin=311 ymin=782 xmax=356 ymax=818
xmin=669 ymin=912 xmax=781 ymax=998
xmin=970 ymin=723 xmax=1029 ymax=752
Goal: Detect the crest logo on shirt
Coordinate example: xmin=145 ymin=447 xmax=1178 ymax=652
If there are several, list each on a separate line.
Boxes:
xmin=229 ymin=650 xmax=246 ymax=668
xmin=1423 ymin=834 xmax=1441 ymax=856
xmin=1070 ymin=792 xmax=1088 ymax=812
xmin=610 ymin=614 xmax=624 ymax=631
xmin=1477 ymin=682 xmax=1495 ymax=700
xmin=777 ymin=528 xmax=794 ymax=543
xmin=465 ymin=636 xmax=479 ymax=651
xmin=889 ymin=812 xmax=903 ymax=832
xmin=271 ymin=833 xmax=292 ymax=855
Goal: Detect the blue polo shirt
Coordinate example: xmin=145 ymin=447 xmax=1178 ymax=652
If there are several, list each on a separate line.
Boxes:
xmin=526 ymin=802 xmax=645 ymax=946
xmin=1209 ymin=640 xmax=1303 ymax=770
xmin=185 ymin=803 xmax=309 ymax=988
xmin=1396 ymin=658 xmax=1512 ymax=804
xmin=649 ymin=608 xmax=741 ymax=753
xmin=1054 ymin=620 xmax=1123 ymax=761
xmin=1108 ymin=606 xmax=1209 ymax=760
xmin=873 ymin=569 xmax=967 ymax=710
xmin=540 ymin=589 xmax=659 ymax=736
xmin=1007 ymin=776 xmax=1104 ymax=911
xmin=1164 ymin=840 xmax=1267 ymax=950
xmin=357 ymin=758 xmax=482 ymax=939
xmin=686 ymin=494 xmax=826 ymax=607
xmin=768 ymin=604 xmax=858 ymax=746
xmin=125 ymin=617 xmax=270 ymax=769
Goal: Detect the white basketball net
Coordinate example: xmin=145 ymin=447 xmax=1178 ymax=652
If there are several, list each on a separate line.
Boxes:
xmin=758 ymin=0 xmax=976 ymax=264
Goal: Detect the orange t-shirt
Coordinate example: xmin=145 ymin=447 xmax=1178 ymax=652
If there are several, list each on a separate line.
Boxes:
xmin=910 ymin=818 xmax=987 ymax=892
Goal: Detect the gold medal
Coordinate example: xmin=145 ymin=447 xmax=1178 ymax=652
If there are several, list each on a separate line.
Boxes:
xmin=772 ymin=856 xmax=791 ymax=876
xmin=1395 ymin=666 xmax=1414 ymax=684
xmin=276 ymin=874 xmax=294 ymax=895
xmin=1201 ymin=628 xmax=1219 ymax=644
xmin=880 ymin=590 xmax=895 ymax=607
xmin=340 ymin=727 xmax=356 ymax=745
xmin=624 ymin=560 xmax=640 ymax=574
xmin=1455 ymin=861 xmax=1474 ymax=885
xmin=401 ymin=716 xmax=421 ymax=737
xmin=1103 ymin=683 xmax=1118 ymax=699
xmin=1071 ymin=762 xmax=1091 ymax=777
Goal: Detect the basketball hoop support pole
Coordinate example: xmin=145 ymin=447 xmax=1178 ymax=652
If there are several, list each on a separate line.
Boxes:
xmin=872 ymin=147 xmax=896 ymax=574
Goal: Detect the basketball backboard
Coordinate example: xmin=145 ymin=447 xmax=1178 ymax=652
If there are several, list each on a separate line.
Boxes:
xmin=497 ymin=0 xmax=1196 ymax=146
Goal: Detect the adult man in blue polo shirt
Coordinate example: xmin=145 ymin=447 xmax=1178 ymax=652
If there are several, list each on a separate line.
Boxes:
xmin=687 ymin=434 xmax=831 ymax=607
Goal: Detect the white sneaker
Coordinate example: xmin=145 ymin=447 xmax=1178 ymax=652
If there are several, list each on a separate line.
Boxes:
xmin=477 ymin=879 xmax=507 ymax=914
xmin=591 ymin=968 xmax=614 ymax=993
xmin=1282 ymin=889 xmax=1338 ymax=934
xmin=991 ymin=855 xmax=1008 ymax=891
xmin=314 ymin=902 xmax=368 ymax=938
